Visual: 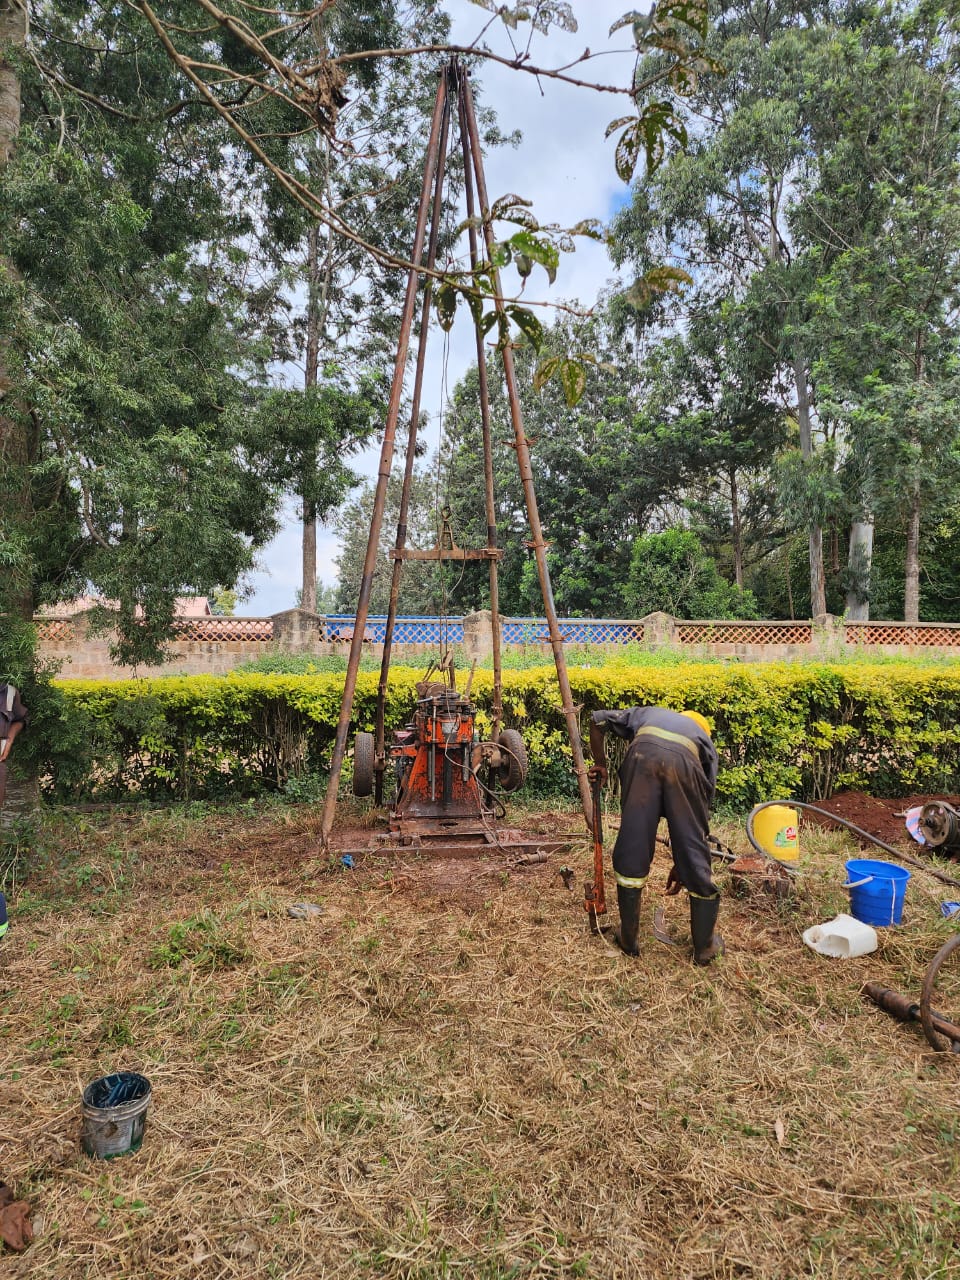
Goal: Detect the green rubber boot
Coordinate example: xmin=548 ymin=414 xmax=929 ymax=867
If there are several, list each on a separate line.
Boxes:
xmin=615 ymin=885 xmax=642 ymax=957
xmin=690 ymin=895 xmax=724 ymax=966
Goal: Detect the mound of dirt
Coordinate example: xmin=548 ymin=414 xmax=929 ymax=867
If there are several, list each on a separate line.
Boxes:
xmin=807 ymin=790 xmax=960 ymax=849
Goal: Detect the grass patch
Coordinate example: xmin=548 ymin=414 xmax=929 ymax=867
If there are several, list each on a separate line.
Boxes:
xmin=2 ymin=800 xmax=960 ymax=1277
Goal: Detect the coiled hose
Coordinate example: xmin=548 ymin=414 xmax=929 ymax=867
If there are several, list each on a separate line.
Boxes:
xmin=745 ymin=799 xmax=960 ymax=891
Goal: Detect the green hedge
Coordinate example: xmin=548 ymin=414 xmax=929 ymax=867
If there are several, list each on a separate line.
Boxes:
xmin=43 ymin=662 xmax=960 ymax=808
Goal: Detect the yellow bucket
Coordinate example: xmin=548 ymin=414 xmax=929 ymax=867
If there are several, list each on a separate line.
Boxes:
xmin=754 ymin=804 xmax=800 ymax=861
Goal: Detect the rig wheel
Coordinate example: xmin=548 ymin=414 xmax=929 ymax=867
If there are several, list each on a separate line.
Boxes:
xmin=497 ymin=728 xmax=528 ymax=793
xmin=352 ymin=731 xmax=375 ymax=797
xmin=920 ymin=933 xmax=960 ymax=1052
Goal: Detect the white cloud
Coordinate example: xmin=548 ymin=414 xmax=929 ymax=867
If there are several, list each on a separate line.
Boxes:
xmin=243 ymin=1 xmax=638 ymax=615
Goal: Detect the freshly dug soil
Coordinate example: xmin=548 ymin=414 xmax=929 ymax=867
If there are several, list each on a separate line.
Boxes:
xmin=806 ymin=789 xmax=960 ymax=849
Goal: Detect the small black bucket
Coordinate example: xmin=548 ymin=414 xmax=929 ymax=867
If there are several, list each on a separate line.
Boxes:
xmin=81 ymin=1072 xmax=151 ymax=1159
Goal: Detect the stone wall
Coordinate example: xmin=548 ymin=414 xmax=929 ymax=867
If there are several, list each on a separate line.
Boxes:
xmin=34 ymin=608 xmax=960 ymax=680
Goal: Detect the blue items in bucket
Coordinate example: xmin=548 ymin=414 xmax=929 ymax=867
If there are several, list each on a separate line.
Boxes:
xmin=844 ymin=859 xmax=910 ymax=927
xmin=81 ymin=1071 xmax=151 ymax=1159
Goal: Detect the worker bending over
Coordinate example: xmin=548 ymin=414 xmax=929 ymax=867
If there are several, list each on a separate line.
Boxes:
xmin=588 ymin=705 xmax=723 ymax=966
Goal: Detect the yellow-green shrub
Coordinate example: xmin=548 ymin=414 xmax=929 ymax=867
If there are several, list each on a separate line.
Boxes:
xmin=49 ymin=662 xmax=960 ymax=807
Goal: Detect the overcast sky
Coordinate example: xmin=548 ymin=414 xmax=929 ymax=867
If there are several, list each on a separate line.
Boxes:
xmin=241 ymin=1 xmax=639 ymax=615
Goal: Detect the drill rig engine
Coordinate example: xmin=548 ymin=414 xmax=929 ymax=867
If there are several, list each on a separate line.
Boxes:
xmin=351 ymin=675 xmax=527 ymax=844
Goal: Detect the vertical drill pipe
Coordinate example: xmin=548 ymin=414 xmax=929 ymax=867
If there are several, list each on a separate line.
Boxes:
xmin=458 ymin=86 xmax=503 ymax=740
xmin=461 ymin=74 xmax=594 ymax=828
xmin=373 ymin=74 xmax=454 ymax=800
xmin=585 ymin=774 xmax=607 ymax=918
xmin=319 ymin=72 xmax=450 ymax=849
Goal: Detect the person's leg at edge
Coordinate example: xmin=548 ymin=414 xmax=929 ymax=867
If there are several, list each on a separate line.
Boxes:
xmin=610 ymin=744 xmax=662 ymax=956
xmin=662 ymin=760 xmax=724 ymax=966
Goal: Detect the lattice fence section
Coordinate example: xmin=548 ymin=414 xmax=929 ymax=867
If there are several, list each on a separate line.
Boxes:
xmin=172 ymin=618 xmax=274 ymax=642
xmin=35 ymin=618 xmax=74 ymax=643
xmin=845 ymin=622 xmax=960 ymax=648
xmin=498 ymin=618 xmax=645 ymax=644
xmin=324 ymin=616 xmax=465 ymax=644
xmin=323 ymin=617 xmax=644 ymax=645
xmin=676 ymin=621 xmax=813 ymax=645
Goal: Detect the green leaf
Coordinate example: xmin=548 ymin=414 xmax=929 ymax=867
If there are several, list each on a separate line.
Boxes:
xmin=507 ymin=230 xmax=559 ymax=275
xmin=610 ymin=11 xmax=650 ymax=38
xmin=490 ymin=242 xmax=512 ymax=269
xmin=568 ymin=219 xmax=605 ymax=241
xmin=435 ymin=281 xmax=458 ymax=332
xmin=506 ymin=304 xmax=544 ymax=352
xmin=494 ymin=312 xmax=512 ymax=351
xmin=637 ymin=100 xmax=688 ymax=174
xmin=559 ymin=358 xmax=588 ymax=407
xmin=646 ymin=265 xmax=693 ymax=295
xmin=614 ymin=120 xmax=643 ymax=184
xmin=515 ymin=252 xmax=534 ymax=279
xmin=466 ymin=291 xmax=485 ymax=330
xmin=654 ymin=0 xmax=709 ymax=39
xmin=605 ymin=114 xmax=636 ymax=140
xmin=533 ymin=354 xmax=562 ymax=392
xmin=491 ymin=193 xmax=535 ymax=219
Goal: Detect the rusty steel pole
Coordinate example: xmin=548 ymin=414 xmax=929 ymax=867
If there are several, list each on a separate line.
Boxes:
xmin=458 ymin=85 xmax=503 ymax=741
xmin=319 ymin=70 xmax=450 ymax=849
xmin=373 ymin=76 xmax=454 ymax=801
xmin=461 ymin=72 xmax=593 ymax=829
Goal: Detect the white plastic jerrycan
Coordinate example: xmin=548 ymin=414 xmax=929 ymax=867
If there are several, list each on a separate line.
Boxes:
xmin=802 ymin=913 xmax=878 ymax=959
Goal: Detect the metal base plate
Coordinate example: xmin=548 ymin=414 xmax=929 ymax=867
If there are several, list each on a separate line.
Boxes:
xmin=337 ymin=821 xmax=571 ymax=862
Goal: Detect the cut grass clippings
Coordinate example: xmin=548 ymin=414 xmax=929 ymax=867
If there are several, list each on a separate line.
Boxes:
xmin=1 ymin=801 xmax=959 ymax=1278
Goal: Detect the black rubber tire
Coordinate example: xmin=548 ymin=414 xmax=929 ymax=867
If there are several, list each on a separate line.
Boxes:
xmin=497 ymin=728 xmax=528 ymax=792
xmin=352 ymin=731 xmax=375 ymax=797
xmin=920 ymin=933 xmax=960 ymax=1052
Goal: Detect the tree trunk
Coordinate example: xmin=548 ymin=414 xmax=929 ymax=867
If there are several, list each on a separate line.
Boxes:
xmin=784 ymin=540 xmax=795 ymax=621
xmin=0 ymin=0 xmax=31 ymax=626
xmin=0 ymin=2 xmax=25 ymax=166
xmin=0 ymin=4 xmax=39 ymax=825
xmin=903 ymin=338 xmax=925 ymax=626
xmin=793 ymin=355 xmax=826 ymax=617
xmin=904 ymin=478 xmax=921 ymax=624
xmin=301 ymin=491 xmax=317 ymax=613
xmin=845 ymin=515 xmax=874 ymax=622
xmin=729 ymin=464 xmax=743 ymax=589
xmin=300 ymin=221 xmax=321 ymax=614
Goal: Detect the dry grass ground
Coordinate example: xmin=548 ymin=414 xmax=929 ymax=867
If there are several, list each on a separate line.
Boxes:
xmin=1 ymin=798 xmax=960 ymax=1279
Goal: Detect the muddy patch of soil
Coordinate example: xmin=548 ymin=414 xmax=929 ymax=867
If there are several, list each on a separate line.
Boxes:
xmin=807 ymin=790 xmax=960 ymax=850
xmin=331 ymin=814 xmax=585 ymax=910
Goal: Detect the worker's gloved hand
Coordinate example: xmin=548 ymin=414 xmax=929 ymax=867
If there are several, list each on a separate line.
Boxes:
xmin=587 ymin=765 xmax=607 ymax=785
xmin=664 ymin=865 xmax=683 ymax=896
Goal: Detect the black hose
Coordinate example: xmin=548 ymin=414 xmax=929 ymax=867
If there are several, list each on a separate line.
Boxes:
xmin=745 ymin=799 xmax=960 ymax=891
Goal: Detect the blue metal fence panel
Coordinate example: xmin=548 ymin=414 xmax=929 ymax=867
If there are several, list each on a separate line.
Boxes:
xmin=323 ymin=616 xmax=643 ymax=645
xmin=325 ymin=615 xmax=464 ymax=643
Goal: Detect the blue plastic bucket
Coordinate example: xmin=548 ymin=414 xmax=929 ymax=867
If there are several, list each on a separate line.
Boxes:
xmin=844 ymin=859 xmax=910 ymax=927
